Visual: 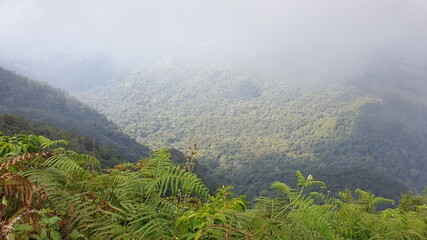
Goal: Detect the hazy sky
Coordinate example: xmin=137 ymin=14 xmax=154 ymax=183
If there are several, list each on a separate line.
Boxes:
xmin=1 ymin=0 xmax=426 ymax=67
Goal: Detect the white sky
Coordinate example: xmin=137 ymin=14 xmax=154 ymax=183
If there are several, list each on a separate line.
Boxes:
xmin=0 ymin=0 xmax=426 ymax=66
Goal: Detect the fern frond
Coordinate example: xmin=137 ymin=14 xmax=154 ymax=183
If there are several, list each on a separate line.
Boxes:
xmin=288 ymin=204 xmax=336 ymax=239
xmin=91 ymin=198 xmax=176 ymax=240
xmin=271 ymin=181 xmax=297 ymax=201
xmin=66 ymin=151 xmax=101 ymax=170
xmin=355 ymin=188 xmax=394 ymax=212
xmin=304 ymin=180 xmax=326 ymax=189
xmin=111 ymin=171 xmax=147 ymax=202
xmin=372 ymin=196 xmax=394 ymax=206
xmin=46 ymin=189 xmax=114 ymax=236
xmin=38 ymin=135 xmax=68 ymax=149
xmin=0 ymin=173 xmax=35 ymax=207
xmin=0 ymin=152 xmax=52 ymax=172
xmin=295 ymin=170 xmax=306 ymax=187
xmin=148 ymin=166 xmax=209 ymax=199
xmin=23 ymin=168 xmax=68 ymax=193
xmin=310 ymin=191 xmax=326 ymax=203
xmin=43 ymin=154 xmax=86 ymax=177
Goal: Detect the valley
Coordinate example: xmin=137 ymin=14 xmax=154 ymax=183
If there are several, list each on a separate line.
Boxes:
xmin=77 ymin=61 xmax=427 ymax=199
xmin=1 ymin=1 xmax=426 ymax=238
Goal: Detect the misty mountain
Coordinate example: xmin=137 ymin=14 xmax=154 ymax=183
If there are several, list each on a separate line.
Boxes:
xmin=350 ymin=59 xmax=427 ymax=106
xmin=0 ymin=66 xmax=149 ymax=164
xmin=0 ymin=54 xmax=122 ymax=92
xmin=1 ymin=1 xmax=426 ymax=238
xmin=45 ymin=54 xmax=122 ymax=92
xmin=77 ymin=60 xmax=427 ymax=199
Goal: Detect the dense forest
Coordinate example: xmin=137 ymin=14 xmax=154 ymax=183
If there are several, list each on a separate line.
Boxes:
xmin=1 ymin=64 xmax=426 ymax=239
xmin=0 ymin=67 xmax=150 ymax=164
xmin=1 ymin=133 xmax=426 ymax=239
xmin=78 ymin=61 xmax=427 ymax=200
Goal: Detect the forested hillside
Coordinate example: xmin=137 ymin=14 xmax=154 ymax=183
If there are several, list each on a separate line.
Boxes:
xmin=0 ymin=67 xmax=149 ymax=164
xmin=78 ymin=62 xmax=427 ymax=199
xmin=0 ymin=114 xmax=126 ymax=164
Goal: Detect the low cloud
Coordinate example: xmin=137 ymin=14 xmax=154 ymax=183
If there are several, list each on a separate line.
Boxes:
xmin=0 ymin=0 xmax=426 ymax=77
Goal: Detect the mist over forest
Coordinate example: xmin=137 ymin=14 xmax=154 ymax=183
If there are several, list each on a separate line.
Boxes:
xmin=1 ymin=0 xmax=426 ymax=81
xmin=2 ymin=0 xmax=427 ymax=197
xmin=1 ymin=1 xmax=427 ymax=239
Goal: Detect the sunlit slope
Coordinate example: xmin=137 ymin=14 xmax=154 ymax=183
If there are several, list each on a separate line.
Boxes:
xmin=78 ymin=63 xmax=427 ymax=199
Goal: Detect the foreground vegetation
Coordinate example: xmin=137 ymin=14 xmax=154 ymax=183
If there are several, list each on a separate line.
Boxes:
xmin=1 ymin=133 xmax=426 ymax=239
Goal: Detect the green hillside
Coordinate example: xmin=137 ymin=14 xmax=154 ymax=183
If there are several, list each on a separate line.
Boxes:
xmin=78 ymin=62 xmax=427 ymax=199
xmin=0 ymin=67 xmax=150 ymax=165
xmin=0 ymin=113 xmax=126 ymax=164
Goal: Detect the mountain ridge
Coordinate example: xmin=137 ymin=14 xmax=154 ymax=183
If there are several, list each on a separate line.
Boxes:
xmin=0 ymin=66 xmax=150 ymax=165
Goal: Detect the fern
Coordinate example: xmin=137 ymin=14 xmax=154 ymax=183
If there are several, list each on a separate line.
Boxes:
xmin=148 ymin=166 xmax=209 ymax=198
xmin=176 ymin=186 xmax=251 ymax=240
xmin=271 ymin=181 xmax=297 ymax=202
xmin=2 ymin=133 xmax=426 ymax=239
xmin=0 ymin=152 xmax=52 ymax=172
xmin=43 ymin=154 xmax=87 ymax=177
xmin=354 ymin=188 xmax=394 ymax=213
xmin=0 ymin=173 xmax=36 ymax=208
xmin=38 ymin=135 xmax=68 ymax=150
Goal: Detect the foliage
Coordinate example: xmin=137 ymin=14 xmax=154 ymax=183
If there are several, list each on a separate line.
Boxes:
xmin=176 ymin=186 xmax=250 ymax=239
xmin=1 ymin=133 xmax=426 ymax=239
xmin=0 ymin=133 xmax=208 ymax=239
xmin=0 ymin=114 xmax=124 ymax=165
xmin=78 ymin=63 xmax=427 ymax=199
xmin=252 ymin=172 xmax=425 ymax=240
xmin=0 ymin=67 xmax=150 ymax=164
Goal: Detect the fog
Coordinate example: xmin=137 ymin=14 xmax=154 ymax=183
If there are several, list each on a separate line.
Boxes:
xmin=1 ymin=0 xmax=426 ymax=81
